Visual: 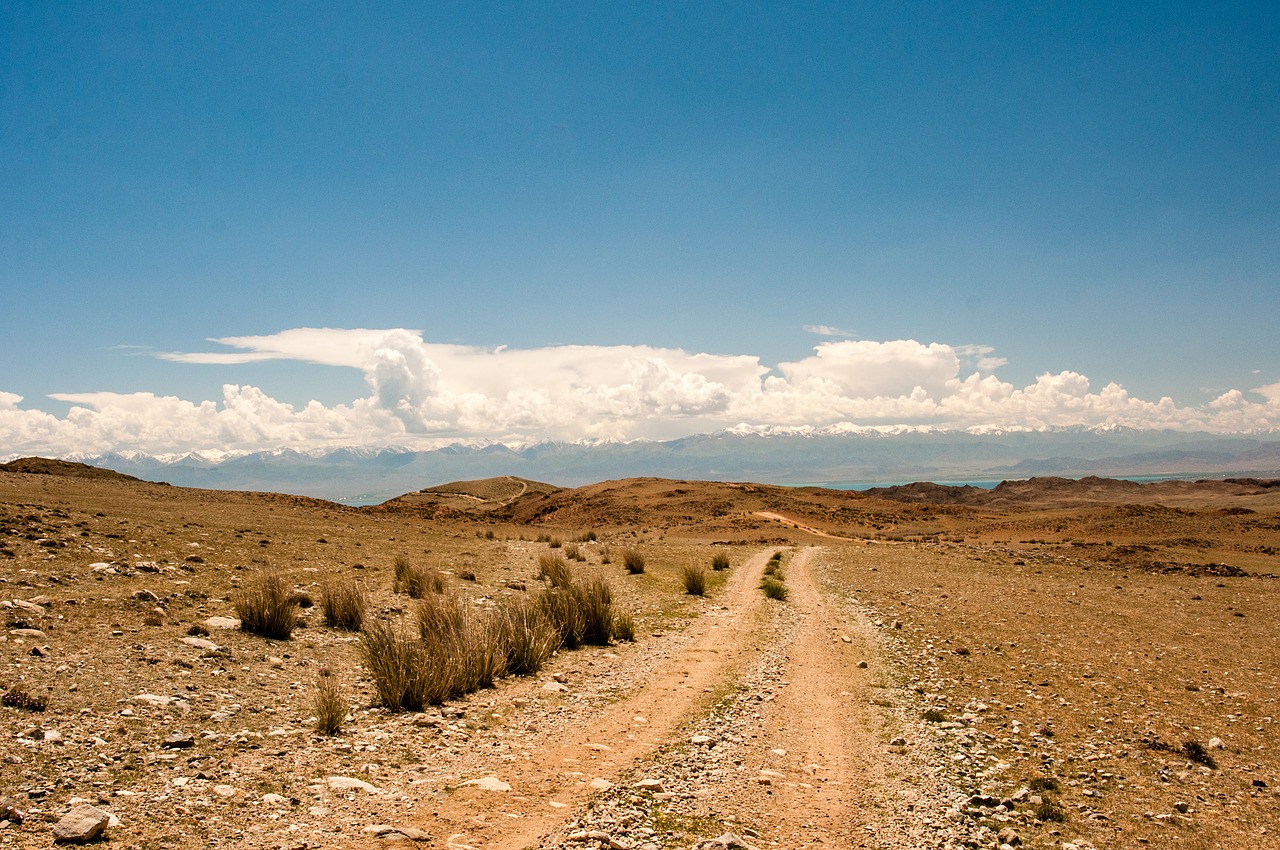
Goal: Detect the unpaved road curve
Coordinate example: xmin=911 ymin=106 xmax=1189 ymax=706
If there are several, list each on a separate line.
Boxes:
xmin=754 ymin=511 xmax=857 ymax=540
xmin=407 ymin=549 xmax=778 ymax=849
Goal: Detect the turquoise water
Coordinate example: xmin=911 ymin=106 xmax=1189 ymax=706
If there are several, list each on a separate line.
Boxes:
xmin=807 ymin=472 xmax=1248 ymax=491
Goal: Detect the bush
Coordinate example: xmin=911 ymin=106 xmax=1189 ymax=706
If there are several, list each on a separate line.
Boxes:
xmin=538 ymin=553 xmax=573 ymax=588
xmin=577 ymin=575 xmax=615 ymax=646
xmin=2 ymin=686 xmax=47 ymax=712
xmin=416 ymin=591 xmax=505 ymax=697
xmin=622 ymin=548 xmax=646 ymax=574
xmin=760 ymin=576 xmax=788 ymax=601
xmin=711 ymin=552 xmax=730 ymax=571
xmin=234 ymin=570 xmax=299 ymax=639
xmin=1033 ymin=800 xmax=1066 ymax=822
xmin=612 ymin=609 xmax=636 ymax=642
xmin=359 ymin=617 xmax=432 ymax=711
xmin=539 ymin=585 xmax=586 ymax=649
xmin=394 ymin=557 xmax=444 ymax=598
xmin=320 ymin=576 xmax=366 ymax=631
xmin=498 ymin=597 xmax=558 ymax=676
xmin=313 ymin=668 xmax=346 ymax=735
xmin=681 ymin=564 xmax=708 ymax=596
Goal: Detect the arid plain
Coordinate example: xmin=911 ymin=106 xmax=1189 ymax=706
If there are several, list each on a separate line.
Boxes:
xmin=2 ymin=459 xmax=1278 ymax=850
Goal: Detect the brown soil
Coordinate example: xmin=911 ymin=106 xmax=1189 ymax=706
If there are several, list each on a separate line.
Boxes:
xmin=2 ymin=466 xmax=1278 ymax=849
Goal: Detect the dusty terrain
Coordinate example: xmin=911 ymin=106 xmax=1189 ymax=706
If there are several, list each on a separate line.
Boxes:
xmin=2 ymin=461 xmax=1278 ymax=849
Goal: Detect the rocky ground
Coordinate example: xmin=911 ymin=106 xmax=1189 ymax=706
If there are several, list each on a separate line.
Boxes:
xmin=2 ymin=468 xmax=1278 ymax=849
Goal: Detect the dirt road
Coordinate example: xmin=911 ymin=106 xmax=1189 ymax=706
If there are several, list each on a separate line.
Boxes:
xmin=382 ymin=547 xmax=939 ymax=850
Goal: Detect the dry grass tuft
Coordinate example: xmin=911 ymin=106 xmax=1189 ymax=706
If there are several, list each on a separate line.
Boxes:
xmin=233 ymin=570 xmax=299 ymax=640
xmin=760 ymin=576 xmax=788 ymax=601
xmin=2 ymin=686 xmax=47 ymax=712
xmin=538 ymin=552 xmax=573 ymax=588
xmin=681 ymin=563 xmax=708 ymax=596
xmin=498 ymin=596 xmax=559 ymax=676
xmin=711 ymin=552 xmax=730 ymax=571
xmin=622 ymin=548 xmax=646 ymax=574
xmin=313 ymin=667 xmax=346 ymax=735
xmin=359 ymin=617 xmax=431 ymax=711
xmin=612 ymin=609 xmax=636 ymax=642
xmin=320 ymin=576 xmax=366 ymax=631
xmin=394 ymin=556 xmax=445 ymax=598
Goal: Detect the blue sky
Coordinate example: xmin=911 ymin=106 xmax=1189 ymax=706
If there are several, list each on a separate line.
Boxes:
xmin=2 ymin=2 xmax=1278 ymax=455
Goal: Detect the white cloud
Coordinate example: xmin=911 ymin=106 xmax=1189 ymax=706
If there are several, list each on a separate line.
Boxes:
xmin=3 ymin=328 xmax=1279 ymax=456
xmin=802 ymin=324 xmax=855 ymax=337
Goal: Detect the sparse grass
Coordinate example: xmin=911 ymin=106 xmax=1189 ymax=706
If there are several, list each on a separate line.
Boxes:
xmin=760 ymin=576 xmax=788 ymax=601
xmin=1033 ymin=799 xmax=1066 ymax=822
xmin=922 ymin=707 xmax=946 ymax=723
xmin=539 ymin=585 xmax=586 ymax=649
xmin=233 ymin=570 xmax=298 ymax=640
xmin=313 ymin=667 xmax=346 ymax=735
xmin=563 ymin=542 xmax=586 ymax=562
xmin=359 ymin=617 xmax=431 ymax=711
xmin=623 ymin=548 xmax=646 ymax=574
xmin=320 ymin=576 xmax=366 ymax=631
xmin=711 ymin=552 xmax=730 ymax=571
xmin=576 ymin=530 xmax=597 ymax=543
xmin=547 ymin=536 xmax=562 ymax=549
xmin=394 ymin=557 xmax=445 ymax=598
xmin=681 ymin=563 xmax=708 ymax=596
xmin=577 ymin=575 xmax=615 ymax=646
xmin=1182 ymin=739 xmax=1218 ymax=768
xmin=2 ymin=686 xmax=47 ymax=712
xmin=599 ymin=545 xmax=612 ymax=564
xmin=416 ymin=590 xmax=505 ymax=697
xmin=612 ymin=609 xmax=636 ymax=642
xmin=1027 ymin=776 xmax=1059 ymax=792
xmin=538 ymin=552 xmax=573 ymax=588
xmin=498 ymin=597 xmax=558 ymax=676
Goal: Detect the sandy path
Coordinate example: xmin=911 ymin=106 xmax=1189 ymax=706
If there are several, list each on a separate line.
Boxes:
xmin=409 ymin=549 xmax=776 ymax=849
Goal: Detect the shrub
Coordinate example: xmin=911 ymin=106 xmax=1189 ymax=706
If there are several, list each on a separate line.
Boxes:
xmin=548 ymin=536 xmax=562 ymax=549
xmin=538 ymin=553 xmax=573 ymax=588
xmin=1182 ymin=739 xmax=1217 ymax=768
xmin=2 ymin=686 xmax=47 ymax=712
xmin=498 ymin=597 xmax=558 ymax=676
xmin=539 ymin=585 xmax=586 ymax=649
xmin=760 ymin=577 xmax=788 ymax=601
xmin=416 ymin=591 xmax=505 ymax=697
xmin=320 ymin=576 xmax=366 ymax=631
xmin=711 ymin=552 xmax=730 ymax=571
xmin=313 ymin=668 xmax=346 ymax=735
xmin=576 ymin=530 xmax=597 ymax=543
xmin=577 ymin=575 xmax=615 ymax=646
xmin=359 ymin=617 xmax=432 ymax=711
xmin=622 ymin=548 xmax=646 ymax=574
xmin=394 ymin=558 xmax=444 ymax=598
xmin=234 ymin=570 xmax=299 ymax=640
xmin=612 ymin=609 xmax=636 ymax=642
xmin=922 ymin=708 xmax=946 ymax=723
xmin=563 ymin=542 xmax=585 ymax=562
xmin=599 ymin=546 xmax=612 ymax=564
xmin=1027 ymin=777 xmax=1059 ymax=792
xmin=681 ymin=564 xmax=708 ymax=596
xmin=1033 ymin=800 xmax=1066 ymax=822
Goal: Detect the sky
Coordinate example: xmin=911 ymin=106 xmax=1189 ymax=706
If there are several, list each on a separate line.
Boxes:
xmin=2 ymin=2 xmax=1279 ymax=457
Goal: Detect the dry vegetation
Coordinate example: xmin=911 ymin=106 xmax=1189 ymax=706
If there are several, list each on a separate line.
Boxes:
xmin=1 ymin=461 xmax=1278 ymax=849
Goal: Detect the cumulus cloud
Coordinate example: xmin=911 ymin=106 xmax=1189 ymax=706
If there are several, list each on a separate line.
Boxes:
xmin=802 ymin=324 xmax=855 ymax=338
xmin=3 ymin=328 xmax=1279 ymax=456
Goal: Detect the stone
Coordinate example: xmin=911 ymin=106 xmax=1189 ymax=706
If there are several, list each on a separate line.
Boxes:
xmin=327 ymin=776 xmax=380 ymax=793
xmin=261 ymin=793 xmax=286 ymax=805
xmin=181 ymin=636 xmax=219 ymax=651
xmin=694 ymin=833 xmax=757 ymax=849
xmin=163 ymin=732 xmax=195 ymax=749
xmin=633 ymin=778 xmax=664 ymax=792
xmin=51 ymin=804 xmax=111 ymax=843
xmin=9 ymin=628 xmax=45 ymax=638
xmin=1173 ymin=801 xmax=1190 ymax=813
xmin=1208 ymin=737 xmax=1225 ymax=749
xmin=691 ymin=735 xmax=713 ymax=745
xmin=212 ymin=784 xmax=236 ymax=798
xmin=204 ymin=616 xmax=240 ymax=629
xmin=132 ymin=589 xmax=160 ymax=603
xmin=856 ymin=660 xmax=869 ymax=668
xmin=889 ymin=737 xmax=908 ymax=747
xmin=459 ymin=777 xmax=511 ymax=792
xmin=996 ymin=826 xmax=1021 ymax=846
xmin=589 ymin=778 xmax=612 ymax=791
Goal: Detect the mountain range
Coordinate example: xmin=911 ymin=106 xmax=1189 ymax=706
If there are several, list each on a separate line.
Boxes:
xmin=22 ymin=425 xmax=1280 ymax=504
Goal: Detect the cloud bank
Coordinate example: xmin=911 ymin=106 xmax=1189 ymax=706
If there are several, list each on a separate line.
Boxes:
xmin=2 ymin=328 xmax=1278 ymax=456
